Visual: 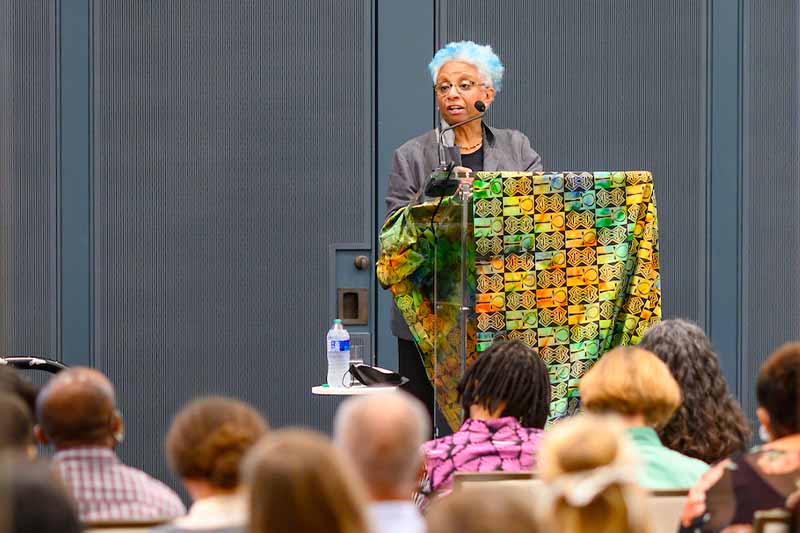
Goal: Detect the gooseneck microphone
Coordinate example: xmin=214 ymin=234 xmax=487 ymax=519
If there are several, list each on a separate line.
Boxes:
xmin=436 ymin=100 xmax=487 ymax=167
xmin=426 ymin=100 xmax=486 ymax=196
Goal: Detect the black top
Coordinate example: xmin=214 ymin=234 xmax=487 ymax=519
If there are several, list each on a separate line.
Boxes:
xmin=679 ymin=447 xmax=800 ymax=532
xmin=460 ymin=145 xmax=484 ymax=172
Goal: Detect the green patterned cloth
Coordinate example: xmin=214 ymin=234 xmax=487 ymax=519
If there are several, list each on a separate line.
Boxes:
xmin=377 ymin=171 xmax=661 ymax=430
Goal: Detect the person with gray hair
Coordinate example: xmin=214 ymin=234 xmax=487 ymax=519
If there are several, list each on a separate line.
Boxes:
xmin=638 ymin=319 xmax=749 ymax=464
xmin=383 ymin=40 xmax=543 ymax=420
xmin=334 ymin=390 xmax=430 ymax=533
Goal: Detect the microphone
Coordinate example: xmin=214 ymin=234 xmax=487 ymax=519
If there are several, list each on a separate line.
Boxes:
xmin=426 ymin=101 xmax=487 ymax=196
xmin=437 ymin=101 xmax=487 ymax=167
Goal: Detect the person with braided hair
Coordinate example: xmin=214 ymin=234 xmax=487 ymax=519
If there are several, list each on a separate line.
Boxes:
xmin=637 ymin=319 xmax=750 ymax=464
xmin=420 ymin=340 xmax=550 ymax=500
xmin=157 ymin=396 xmax=268 ymax=533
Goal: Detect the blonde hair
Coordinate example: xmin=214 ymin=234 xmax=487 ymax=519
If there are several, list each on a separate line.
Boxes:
xmin=243 ymin=429 xmax=369 ymax=533
xmin=579 ymin=346 xmax=681 ymax=428
xmin=539 ymin=415 xmax=650 ymax=533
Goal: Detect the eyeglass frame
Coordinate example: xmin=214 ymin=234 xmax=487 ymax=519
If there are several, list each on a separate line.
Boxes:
xmin=432 ymin=79 xmax=489 ymax=97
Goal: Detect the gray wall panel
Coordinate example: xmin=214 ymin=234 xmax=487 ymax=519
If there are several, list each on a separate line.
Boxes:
xmin=92 ymin=1 xmax=371 ymax=487
xmin=438 ymin=0 xmax=707 ymax=325
xmin=0 ymin=0 xmax=58 ymax=358
xmin=741 ymin=0 xmax=800 ymax=420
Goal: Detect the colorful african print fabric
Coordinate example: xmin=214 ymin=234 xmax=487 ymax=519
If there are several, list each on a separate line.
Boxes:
xmin=377 ymin=171 xmax=661 ymax=429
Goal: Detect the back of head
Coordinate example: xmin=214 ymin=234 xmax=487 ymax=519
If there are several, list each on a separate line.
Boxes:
xmin=0 ymin=366 xmax=37 ymax=416
xmin=579 ymin=346 xmax=680 ymax=428
xmin=36 ymin=367 xmax=118 ymax=448
xmin=243 ymin=429 xmax=369 ymax=533
xmin=166 ymin=396 xmax=268 ymax=490
xmin=425 ymin=486 xmax=541 ymax=533
xmin=638 ymin=319 xmax=750 ymax=462
xmin=1 ymin=458 xmax=82 ymax=533
xmin=757 ymin=342 xmax=800 ymax=438
xmin=0 ymin=394 xmax=34 ymax=455
xmin=538 ymin=415 xmax=650 ymax=533
xmin=334 ymin=390 xmax=430 ymax=497
xmin=458 ymin=340 xmax=550 ymax=428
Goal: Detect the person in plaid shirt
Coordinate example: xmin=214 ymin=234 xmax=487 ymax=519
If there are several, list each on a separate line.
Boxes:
xmin=34 ymin=367 xmax=186 ymax=522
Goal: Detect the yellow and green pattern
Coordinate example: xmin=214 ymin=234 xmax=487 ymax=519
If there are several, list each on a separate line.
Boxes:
xmin=377 ymin=171 xmax=660 ymax=429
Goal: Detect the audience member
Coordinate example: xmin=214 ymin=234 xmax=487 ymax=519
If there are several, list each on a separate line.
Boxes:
xmin=538 ymin=414 xmax=650 ymax=533
xmin=580 ymin=346 xmax=708 ymax=489
xmin=335 ymin=390 xmax=429 ymax=533
xmin=425 ymin=486 xmax=541 ymax=533
xmin=0 ymin=365 xmax=37 ymax=416
xmin=155 ymin=396 xmax=268 ymax=533
xmin=243 ymin=429 xmax=369 ymax=533
xmin=681 ymin=342 xmax=800 ymax=532
xmin=639 ymin=319 xmax=750 ymax=463
xmin=421 ymin=340 xmax=550 ymax=499
xmin=0 ymin=394 xmax=36 ymax=457
xmin=34 ymin=367 xmax=186 ymax=522
xmin=1 ymin=458 xmax=82 ymax=533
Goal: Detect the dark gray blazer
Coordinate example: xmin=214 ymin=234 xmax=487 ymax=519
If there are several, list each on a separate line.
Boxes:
xmin=384 ymin=124 xmax=543 ymax=340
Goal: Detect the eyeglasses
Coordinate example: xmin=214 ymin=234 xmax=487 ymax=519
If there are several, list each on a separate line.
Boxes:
xmin=433 ymin=80 xmax=486 ymax=96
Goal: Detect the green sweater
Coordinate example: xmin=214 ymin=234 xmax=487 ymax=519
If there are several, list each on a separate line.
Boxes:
xmin=626 ymin=427 xmax=708 ymax=489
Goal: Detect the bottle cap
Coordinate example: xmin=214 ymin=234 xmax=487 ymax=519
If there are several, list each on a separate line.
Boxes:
xmin=333 ymin=319 xmax=342 ymax=324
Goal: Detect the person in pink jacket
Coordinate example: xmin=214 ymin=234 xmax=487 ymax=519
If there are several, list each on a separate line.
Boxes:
xmin=421 ymin=340 xmax=550 ymax=501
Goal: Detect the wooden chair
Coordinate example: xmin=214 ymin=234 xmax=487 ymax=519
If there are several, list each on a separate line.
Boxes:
xmin=646 ymin=489 xmax=689 ymax=533
xmin=453 ymin=471 xmax=538 ymax=489
xmin=451 ymin=473 xmax=690 ymax=533
xmin=753 ymin=509 xmax=791 ymax=533
xmin=84 ymin=518 xmax=171 ymax=533
xmin=452 ymin=471 xmax=542 ymax=500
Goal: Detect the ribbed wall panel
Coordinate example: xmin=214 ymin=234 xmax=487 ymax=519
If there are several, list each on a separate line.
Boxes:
xmin=92 ymin=2 xmax=371 ymax=486
xmin=439 ymin=0 xmax=707 ymax=324
xmin=741 ymin=1 xmax=800 ymax=419
xmin=0 ymin=0 xmax=58 ymax=358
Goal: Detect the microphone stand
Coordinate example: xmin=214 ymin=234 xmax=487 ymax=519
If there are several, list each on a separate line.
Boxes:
xmin=424 ymin=110 xmax=485 ymax=197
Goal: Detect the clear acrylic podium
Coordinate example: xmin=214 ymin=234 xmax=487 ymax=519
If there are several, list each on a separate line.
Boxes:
xmin=377 ymin=171 xmax=662 ymax=434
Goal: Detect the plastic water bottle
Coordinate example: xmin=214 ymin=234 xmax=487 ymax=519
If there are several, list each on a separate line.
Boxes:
xmin=326 ymin=319 xmax=350 ymax=388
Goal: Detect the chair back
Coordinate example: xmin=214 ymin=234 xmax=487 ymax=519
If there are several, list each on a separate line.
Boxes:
xmin=753 ymin=509 xmax=791 ymax=533
xmin=645 ymin=489 xmax=688 ymax=533
xmin=84 ymin=518 xmax=170 ymax=533
xmin=452 ymin=471 xmax=543 ymax=499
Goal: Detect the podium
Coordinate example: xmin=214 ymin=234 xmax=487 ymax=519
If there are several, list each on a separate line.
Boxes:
xmin=377 ymin=171 xmax=661 ymax=431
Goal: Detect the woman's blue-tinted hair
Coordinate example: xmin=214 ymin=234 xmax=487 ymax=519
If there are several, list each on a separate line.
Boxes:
xmin=428 ymin=41 xmax=505 ymax=91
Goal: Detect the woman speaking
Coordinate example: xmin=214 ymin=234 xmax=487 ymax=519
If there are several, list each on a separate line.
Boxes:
xmin=384 ymin=41 xmax=543 ymax=420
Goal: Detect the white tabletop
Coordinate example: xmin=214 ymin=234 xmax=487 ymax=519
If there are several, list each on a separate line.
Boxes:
xmin=311 ymin=384 xmax=398 ymax=396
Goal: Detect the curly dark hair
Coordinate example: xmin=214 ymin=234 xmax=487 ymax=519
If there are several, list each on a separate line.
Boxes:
xmin=638 ymin=319 xmax=750 ymax=463
xmin=757 ymin=342 xmax=800 ymax=439
xmin=457 ymin=340 xmax=550 ymax=428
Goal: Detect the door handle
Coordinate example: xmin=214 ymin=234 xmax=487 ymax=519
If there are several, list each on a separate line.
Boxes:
xmin=354 ymin=255 xmax=369 ymax=270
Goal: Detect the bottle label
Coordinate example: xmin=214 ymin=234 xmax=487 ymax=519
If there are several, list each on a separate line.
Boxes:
xmin=328 ymin=340 xmax=350 ymax=351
